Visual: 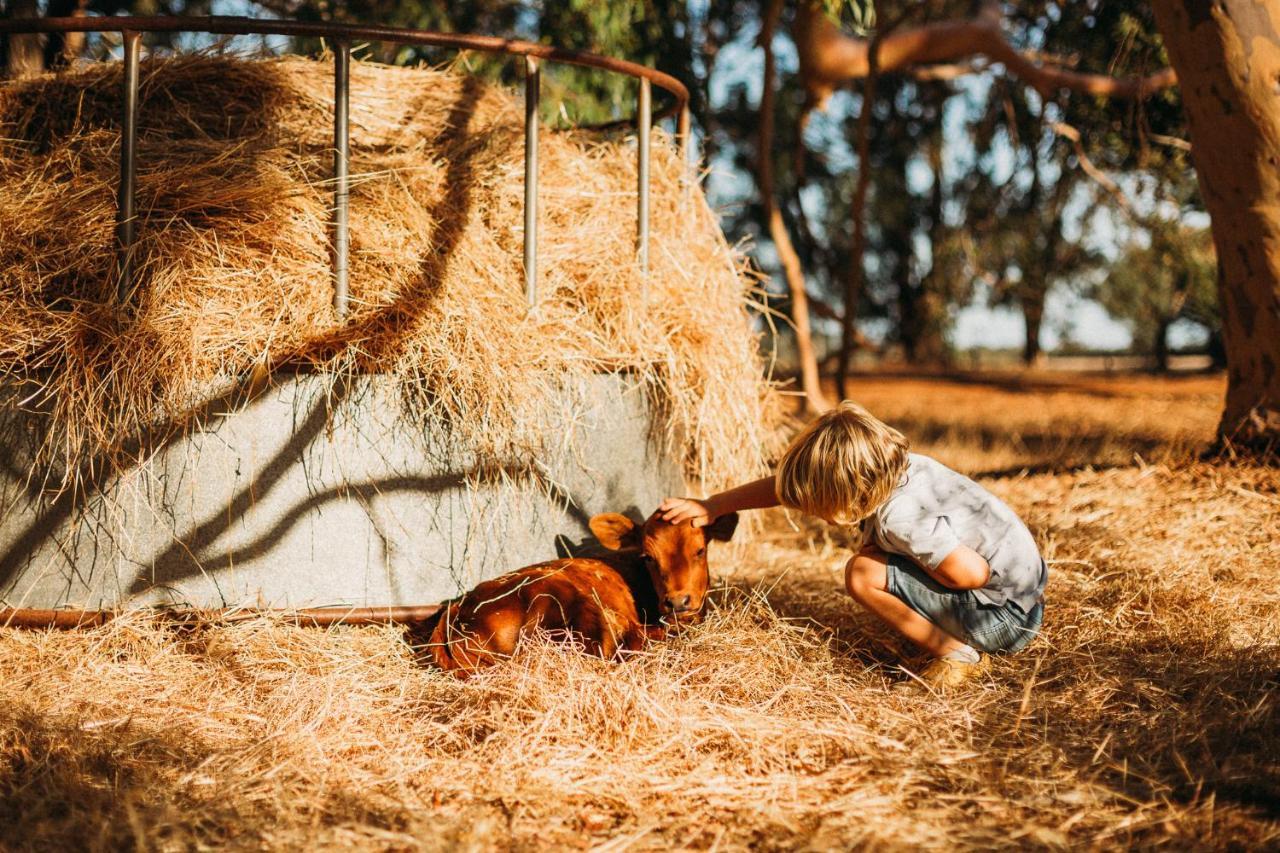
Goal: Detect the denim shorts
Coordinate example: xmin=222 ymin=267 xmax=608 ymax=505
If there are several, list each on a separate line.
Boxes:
xmin=885 ymin=554 xmax=1043 ymax=654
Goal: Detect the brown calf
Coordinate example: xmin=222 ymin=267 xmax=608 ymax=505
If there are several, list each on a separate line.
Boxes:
xmin=407 ymin=510 xmax=738 ymax=674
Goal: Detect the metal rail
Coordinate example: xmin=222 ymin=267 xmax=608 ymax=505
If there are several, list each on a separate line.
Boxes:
xmin=0 ymin=605 xmax=441 ymax=630
xmin=332 ymin=39 xmax=351 ymax=317
xmin=0 ymin=16 xmax=692 ymax=317
xmin=524 ymin=56 xmax=539 ymax=306
xmin=677 ymin=103 xmax=693 ymax=191
xmin=637 ymin=77 xmax=651 ymax=287
xmin=114 ymin=29 xmax=140 ymax=302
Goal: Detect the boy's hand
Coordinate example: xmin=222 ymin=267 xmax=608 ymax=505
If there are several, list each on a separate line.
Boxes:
xmin=659 ymin=496 xmax=714 ymax=528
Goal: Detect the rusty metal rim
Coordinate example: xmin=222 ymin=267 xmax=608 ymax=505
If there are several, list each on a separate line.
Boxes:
xmin=0 ymin=604 xmax=441 ymax=630
xmin=0 ymin=15 xmax=690 ymax=122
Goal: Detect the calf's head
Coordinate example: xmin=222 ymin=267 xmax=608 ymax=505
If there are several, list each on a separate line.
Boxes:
xmin=589 ymin=510 xmax=739 ymax=618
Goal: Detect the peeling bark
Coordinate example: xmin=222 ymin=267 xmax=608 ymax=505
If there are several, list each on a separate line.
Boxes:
xmin=1153 ymin=0 xmax=1280 ymax=449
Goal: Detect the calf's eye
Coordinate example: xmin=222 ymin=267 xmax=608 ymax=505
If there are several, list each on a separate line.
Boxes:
xmin=696 ymin=547 xmax=705 ymax=556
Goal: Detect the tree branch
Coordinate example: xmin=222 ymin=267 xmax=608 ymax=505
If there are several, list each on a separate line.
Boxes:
xmin=1051 ymin=120 xmax=1138 ymax=218
xmin=1147 ymin=132 xmax=1192 ymax=151
xmin=907 ymin=61 xmax=986 ymax=82
xmin=758 ymin=0 xmax=829 ymax=413
xmin=794 ymin=2 xmax=1177 ymax=117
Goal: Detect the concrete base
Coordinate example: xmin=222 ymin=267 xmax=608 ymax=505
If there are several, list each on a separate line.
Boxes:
xmin=0 ymin=374 xmax=683 ymax=609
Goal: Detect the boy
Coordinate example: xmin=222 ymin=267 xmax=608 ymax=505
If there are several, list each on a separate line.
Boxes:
xmin=660 ymin=401 xmax=1046 ymax=688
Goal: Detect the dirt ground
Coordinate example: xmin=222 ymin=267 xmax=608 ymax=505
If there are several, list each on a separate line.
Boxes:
xmin=1 ymin=370 xmax=1277 ymax=851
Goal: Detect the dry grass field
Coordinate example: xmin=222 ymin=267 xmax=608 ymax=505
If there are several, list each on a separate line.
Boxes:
xmin=2 ymin=370 xmax=1277 ymax=851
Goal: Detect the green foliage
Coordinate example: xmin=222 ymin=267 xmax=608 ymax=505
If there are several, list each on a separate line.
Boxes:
xmin=1015 ymin=2 xmax=1191 ymax=181
xmin=820 ymin=0 xmax=876 ymax=35
xmin=954 ymin=2 xmax=1195 ymax=359
xmin=534 ymin=0 xmax=694 ymax=127
xmin=1095 ymin=222 xmax=1217 ymax=351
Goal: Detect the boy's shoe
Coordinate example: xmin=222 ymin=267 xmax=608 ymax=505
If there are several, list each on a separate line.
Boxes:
xmin=913 ymin=653 xmax=991 ymax=689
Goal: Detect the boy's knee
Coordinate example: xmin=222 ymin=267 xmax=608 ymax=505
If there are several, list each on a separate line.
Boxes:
xmin=844 ymin=549 xmax=887 ymax=600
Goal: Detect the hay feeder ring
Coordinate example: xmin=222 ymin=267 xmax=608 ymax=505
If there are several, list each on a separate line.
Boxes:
xmin=0 ymin=16 xmax=706 ymax=628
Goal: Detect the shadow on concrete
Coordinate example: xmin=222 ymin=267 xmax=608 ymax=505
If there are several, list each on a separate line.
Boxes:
xmin=124 ymin=76 xmax=497 ymax=597
xmin=0 ymin=371 xmax=291 ymax=593
xmin=0 ymin=75 xmax=494 ymax=602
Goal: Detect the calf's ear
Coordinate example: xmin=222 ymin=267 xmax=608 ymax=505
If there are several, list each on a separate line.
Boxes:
xmin=704 ymin=511 xmax=740 ymax=542
xmin=589 ymin=513 xmax=639 ymax=550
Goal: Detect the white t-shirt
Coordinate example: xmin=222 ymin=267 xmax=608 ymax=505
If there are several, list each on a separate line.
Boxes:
xmin=862 ymin=453 xmax=1046 ymax=611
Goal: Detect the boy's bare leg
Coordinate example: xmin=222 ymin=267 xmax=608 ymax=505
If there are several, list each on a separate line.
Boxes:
xmin=844 ymin=546 xmax=965 ymax=658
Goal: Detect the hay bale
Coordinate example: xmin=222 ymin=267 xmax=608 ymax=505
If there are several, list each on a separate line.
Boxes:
xmin=0 ymin=54 xmax=778 ymax=493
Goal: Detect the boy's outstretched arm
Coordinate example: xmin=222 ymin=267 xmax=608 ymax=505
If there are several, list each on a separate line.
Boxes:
xmin=660 ymin=476 xmax=779 ymax=527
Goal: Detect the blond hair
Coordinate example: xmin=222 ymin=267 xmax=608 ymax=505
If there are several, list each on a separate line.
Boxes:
xmin=775 ymin=400 xmax=909 ymax=523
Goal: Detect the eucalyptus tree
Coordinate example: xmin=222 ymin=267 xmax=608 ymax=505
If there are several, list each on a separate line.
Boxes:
xmin=1152 ymin=0 xmax=1280 ymax=450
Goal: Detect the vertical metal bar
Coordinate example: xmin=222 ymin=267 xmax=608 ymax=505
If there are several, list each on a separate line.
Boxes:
xmin=115 ymin=30 xmax=141 ymax=305
xmin=333 ymin=40 xmax=351 ymax=319
xmin=524 ymin=56 xmax=539 ymax=308
xmin=677 ymin=103 xmax=693 ymax=195
xmin=637 ymin=77 xmax=651 ymax=285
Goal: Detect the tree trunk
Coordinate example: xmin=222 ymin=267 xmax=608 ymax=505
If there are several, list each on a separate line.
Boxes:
xmin=759 ymin=0 xmax=829 ymax=415
xmin=833 ymin=6 xmax=924 ymax=394
xmin=1207 ymin=328 xmax=1227 ymax=370
xmin=1154 ymin=317 xmax=1172 ymax=373
xmin=915 ymin=124 xmax=950 ymax=365
xmin=1022 ymin=294 xmax=1045 ymax=367
xmin=887 ymin=130 xmax=932 ymax=364
xmin=835 ymin=26 xmax=885 ymax=399
xmin=904 ymin=289 xmax=949 ymax=365
xmin=1152 ymin=0 xmax=1280 ymax=450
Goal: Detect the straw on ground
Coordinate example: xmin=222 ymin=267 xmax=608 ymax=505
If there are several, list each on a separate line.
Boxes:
xmin=0 ymin=373 xmax=1276 ymax=850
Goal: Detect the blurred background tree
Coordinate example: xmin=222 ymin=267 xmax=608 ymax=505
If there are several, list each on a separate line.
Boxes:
xmin=1097 ymin=221 xmax=1219 ymax=372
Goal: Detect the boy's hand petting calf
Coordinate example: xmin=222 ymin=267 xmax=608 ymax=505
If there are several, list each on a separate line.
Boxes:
xmin=662 ymin=400 xmax=1046 ymax=690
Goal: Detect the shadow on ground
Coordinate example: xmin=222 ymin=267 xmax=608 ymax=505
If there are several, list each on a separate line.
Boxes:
xmin=0 ymin=703 xmax=418 ymax=850
xmin=891 ymin=416 xmax=1203 ymax=477
xmin=725 ymin=556 xmax=1280 ymax=831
